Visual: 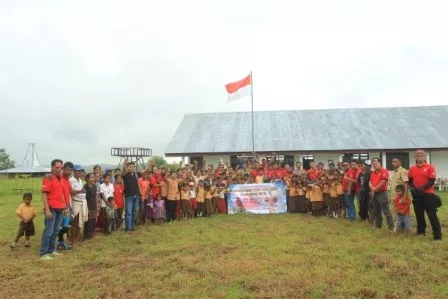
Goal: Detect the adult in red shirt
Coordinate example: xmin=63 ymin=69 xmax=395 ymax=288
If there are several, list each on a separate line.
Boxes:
xmin=268 ymin=162 xmax=284 ymax=180
xmin=40 ymin=159 xmax=70 ymax=259
xmin=251 ymin=163 xmax=263 ymax=178
xmin=343 ymin=160 xmax=359 ymax=221
xmin=408 ymin=149 xmax=441 ymax=240
xmin=369 ymin=158 xmax=393 ymax=230
xmin=307 ymin=162 xmax=320 ymax=182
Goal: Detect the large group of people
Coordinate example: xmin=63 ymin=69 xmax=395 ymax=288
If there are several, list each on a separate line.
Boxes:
xmin=10 ymin=149 xmax=442 ymax=259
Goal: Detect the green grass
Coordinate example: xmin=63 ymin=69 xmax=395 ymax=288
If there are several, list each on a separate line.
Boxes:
xmin=0 ymin=180 xmax=447 ymax=298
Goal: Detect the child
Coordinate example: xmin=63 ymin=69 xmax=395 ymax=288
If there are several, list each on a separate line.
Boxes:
xmin=196 ymin=180 xmax=205 ymax=217
xmin=104 ymin=197 xmax=116 ymax=234
xmin=217 ymin=183 xmax=228 ymax=214
xmin=11 ymin=193 xmax=36 ymax=249
xmin=153 ymin=194 xmax=165 ymax=225
xmin=288 ymin=179 xmax=299 ymax=213
xmin=336 ymin=175 xmax=345 ymax=218
xmin=309 ymin=181 xmax=324 ymax=216
xmin=84 ymin=173 xmax=97 ymax=240
xmin=180 ymin=184 xmax=191 ymax=220
xmin=322 ymin=178 xmax=330 ymax=216
xmin=297 ymin=180 xmax=308 ymax=213
xmin=57 ymin=210 xmax=72 ymax=250
xmin=189 ymin=182 xmax=198 ymax=218
xmin=211 ymin=181 xmax=220 ymax=214
xmin=113 ymin=174 xmax=124 ymax=230
xmin=394 ymin=185 xmax=412 ymax=233
xmin=204 ymin=183 xmax=213 ymax=217
xmin=329 ymin=178 xmax=340 ymax=219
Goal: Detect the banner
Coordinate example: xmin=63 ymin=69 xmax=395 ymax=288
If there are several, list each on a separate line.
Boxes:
xmin=227 ymin=182 xmax=287 ymax=214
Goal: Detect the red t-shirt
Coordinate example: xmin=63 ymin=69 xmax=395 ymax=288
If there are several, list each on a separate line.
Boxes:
xmin=307 ymin=168 xmax=320 ymax=181
xmin=370 ymin=167 xmax=389 ymax=192
xmin=42 ymin=173 xmax=66 ymax=209
xmin=408 ymin=163 xmax=436 ymax=194
xmin=114 ymin=184 xmax=124 ymax=208
xmin=394 ymin=195 xmax=411 ymax=215
xmin=150 ymin=175 xmax=161 ymax=197
xmin=61 ymin=176 xmax=72 ymax=207
xmin=268 ymin=169 xmax=284 ymax=179
xmin=345 ymin=168 xmax=359 ymax=193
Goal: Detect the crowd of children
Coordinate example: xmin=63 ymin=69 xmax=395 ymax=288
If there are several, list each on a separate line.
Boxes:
xmin=11 ymin=157 xmax=419 ymax=252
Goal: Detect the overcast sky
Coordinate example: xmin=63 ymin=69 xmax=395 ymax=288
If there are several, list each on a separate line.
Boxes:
xmin=1 ymin=0 xmax=448 ymax=166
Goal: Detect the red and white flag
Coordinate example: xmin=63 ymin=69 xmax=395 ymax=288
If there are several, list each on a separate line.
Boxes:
xmin=225 ymin=73 xmax=252 ymax=102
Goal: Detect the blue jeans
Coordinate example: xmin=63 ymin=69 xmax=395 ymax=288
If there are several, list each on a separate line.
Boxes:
xmin=344 ymin=193 xmax=356 ymax=221
xmin=125 ymin=195 xmax=139 ymax=231
xmin=396 ymin=214 xmax=412 ymax=232
xmin=40 ymin=208 xmax=64 ymax=256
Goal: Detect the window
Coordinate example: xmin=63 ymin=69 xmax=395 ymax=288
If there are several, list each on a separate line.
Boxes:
xmin=230 ymin=154 xmax=253 ymax=168
xmin=343 ymin=153 xmax=369 ymax=163
xmin=302 ymin=154 xmax=314 ymax=170
xmin=386 ymin=152 xmax=409 ymax=170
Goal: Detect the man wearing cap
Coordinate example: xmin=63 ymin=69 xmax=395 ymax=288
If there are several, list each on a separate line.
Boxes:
xmin=70 ymin=164 xmax=87 ymax=246
xmin=390 ymin=157 xmax=409 ymax=230
xmin=369 ymin=158 xmax=394 ymax=230
xmin=408 ymin=150 xmax=441 ymax=240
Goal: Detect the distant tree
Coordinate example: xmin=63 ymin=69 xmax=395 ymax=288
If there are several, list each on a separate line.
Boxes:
xmin=150 ymin=156 xmax=168 ymax=168
xmin=0 ymin=148 xmax=15 ymax=171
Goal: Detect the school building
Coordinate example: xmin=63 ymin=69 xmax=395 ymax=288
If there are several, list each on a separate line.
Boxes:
xmin=165 ymin=105 xmax=448 ymax=178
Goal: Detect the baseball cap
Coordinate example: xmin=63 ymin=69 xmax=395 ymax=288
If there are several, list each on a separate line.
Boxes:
xmin=105 ymin=167 xmax=112 ymax=172
xmin=364 ymin=160 xmax=372 ymax=166
xmin=73 ymin=164 xmax=84 ymax=171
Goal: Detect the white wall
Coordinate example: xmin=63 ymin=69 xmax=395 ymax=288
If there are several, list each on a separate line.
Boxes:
xmin=313 ymin=153 xmax=342 ymax=166
xmin=429 ymin=151 xmax=448 ymax=178
xmin=203 ymin=155 xmax=230 ymax=167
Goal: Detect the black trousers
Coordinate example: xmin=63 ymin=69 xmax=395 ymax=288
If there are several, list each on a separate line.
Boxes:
xmin=166 ymin=200 xmax=177 ymax=222
xmin=359 ymin=191 xmax=370 ymax=221
xmin=413 ymin=193 xmax=442 ymax=240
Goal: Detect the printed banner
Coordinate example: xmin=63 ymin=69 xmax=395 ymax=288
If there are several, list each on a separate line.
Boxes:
xmin=227 ymin=182 xmax=287 ymax=214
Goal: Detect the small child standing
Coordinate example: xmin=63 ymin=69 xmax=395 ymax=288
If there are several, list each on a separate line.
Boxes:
xmin=153 ymin=194 xmax=165 ymax=225
xmin=180 ymin=184 xmax=192 ymax=220
xmin=57 ymin=210 xmax=72 ymax=250
xmin=196 ymin=180 xmax=205 ymax=217
xmin=104 ymin=197 xmax=116 ymax=234
xmin=189 ymin=182 xmax=198 ymax=218
xmin=11 ymin=193 xmax=36 ymax=249
xmin=394 ymin=185 xmax=412 ymax=234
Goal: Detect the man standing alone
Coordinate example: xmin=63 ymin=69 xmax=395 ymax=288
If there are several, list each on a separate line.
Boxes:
xmin=408 ymin=150 xmax=442 ymax=240
xmin=122 ymin=161 xmax=140 ymax=232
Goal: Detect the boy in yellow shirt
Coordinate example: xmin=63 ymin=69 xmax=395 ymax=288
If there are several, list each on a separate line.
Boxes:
xmin=11 ymin=193 xmax=37 ymax=249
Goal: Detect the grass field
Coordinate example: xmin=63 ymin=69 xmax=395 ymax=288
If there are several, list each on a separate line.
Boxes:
xmin=0 ymin=179 xmax=447 ymax=299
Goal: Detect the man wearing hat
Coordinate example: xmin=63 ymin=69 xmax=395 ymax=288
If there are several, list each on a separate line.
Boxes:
xmin=69 ymin=164 xmax=87 ymax=246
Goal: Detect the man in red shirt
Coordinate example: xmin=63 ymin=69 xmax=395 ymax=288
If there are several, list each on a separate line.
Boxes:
xmin=268 ymin=162 xmax=284 ymax=180
xmin=307 ymin=162 xmax=320 ymax=182
xmin=344 ymin=160 xmax=360 ymax=221
xmin=408 ymin=149 xmax=441 ymax=240
xmin=369 ymin=158 xmax=393 ymax=230
xmin=40 ymin=159 xmax=69 ymax=259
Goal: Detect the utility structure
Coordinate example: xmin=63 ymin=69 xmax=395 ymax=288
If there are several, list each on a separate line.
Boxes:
xmin=111 ymin=147 xmax=152 ymax=171
xmin=0 ymin=143 xmax=50 ymax=194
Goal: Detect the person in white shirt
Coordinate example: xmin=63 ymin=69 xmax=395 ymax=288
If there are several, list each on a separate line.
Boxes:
xmin=70 ymin=164 xmax=87 ymax=246
xmin=100 ymin=174 xmax=114 ymax=232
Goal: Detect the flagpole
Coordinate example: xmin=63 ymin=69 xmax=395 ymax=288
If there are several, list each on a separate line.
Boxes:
xmin=250 ymin=71 xmax=255 ymax=155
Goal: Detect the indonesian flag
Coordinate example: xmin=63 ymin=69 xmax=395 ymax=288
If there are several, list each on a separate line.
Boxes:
xmin=225 ymin=73 xmax=252 ymax=102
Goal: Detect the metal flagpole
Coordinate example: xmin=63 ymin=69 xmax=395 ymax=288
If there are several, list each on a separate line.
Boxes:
xmin=250 ymin=71 xmax=255 ymax=155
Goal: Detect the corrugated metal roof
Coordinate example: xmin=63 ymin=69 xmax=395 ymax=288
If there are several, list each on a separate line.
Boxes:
xmin=165 ymin=106 xmax=448 ymax=156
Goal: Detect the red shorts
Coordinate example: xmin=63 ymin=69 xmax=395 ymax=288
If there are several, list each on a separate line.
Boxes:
xmin=218 ymin=198 xmax=227 ymax=214
xmin=190 ymin=198 xmax=198 ymax=210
